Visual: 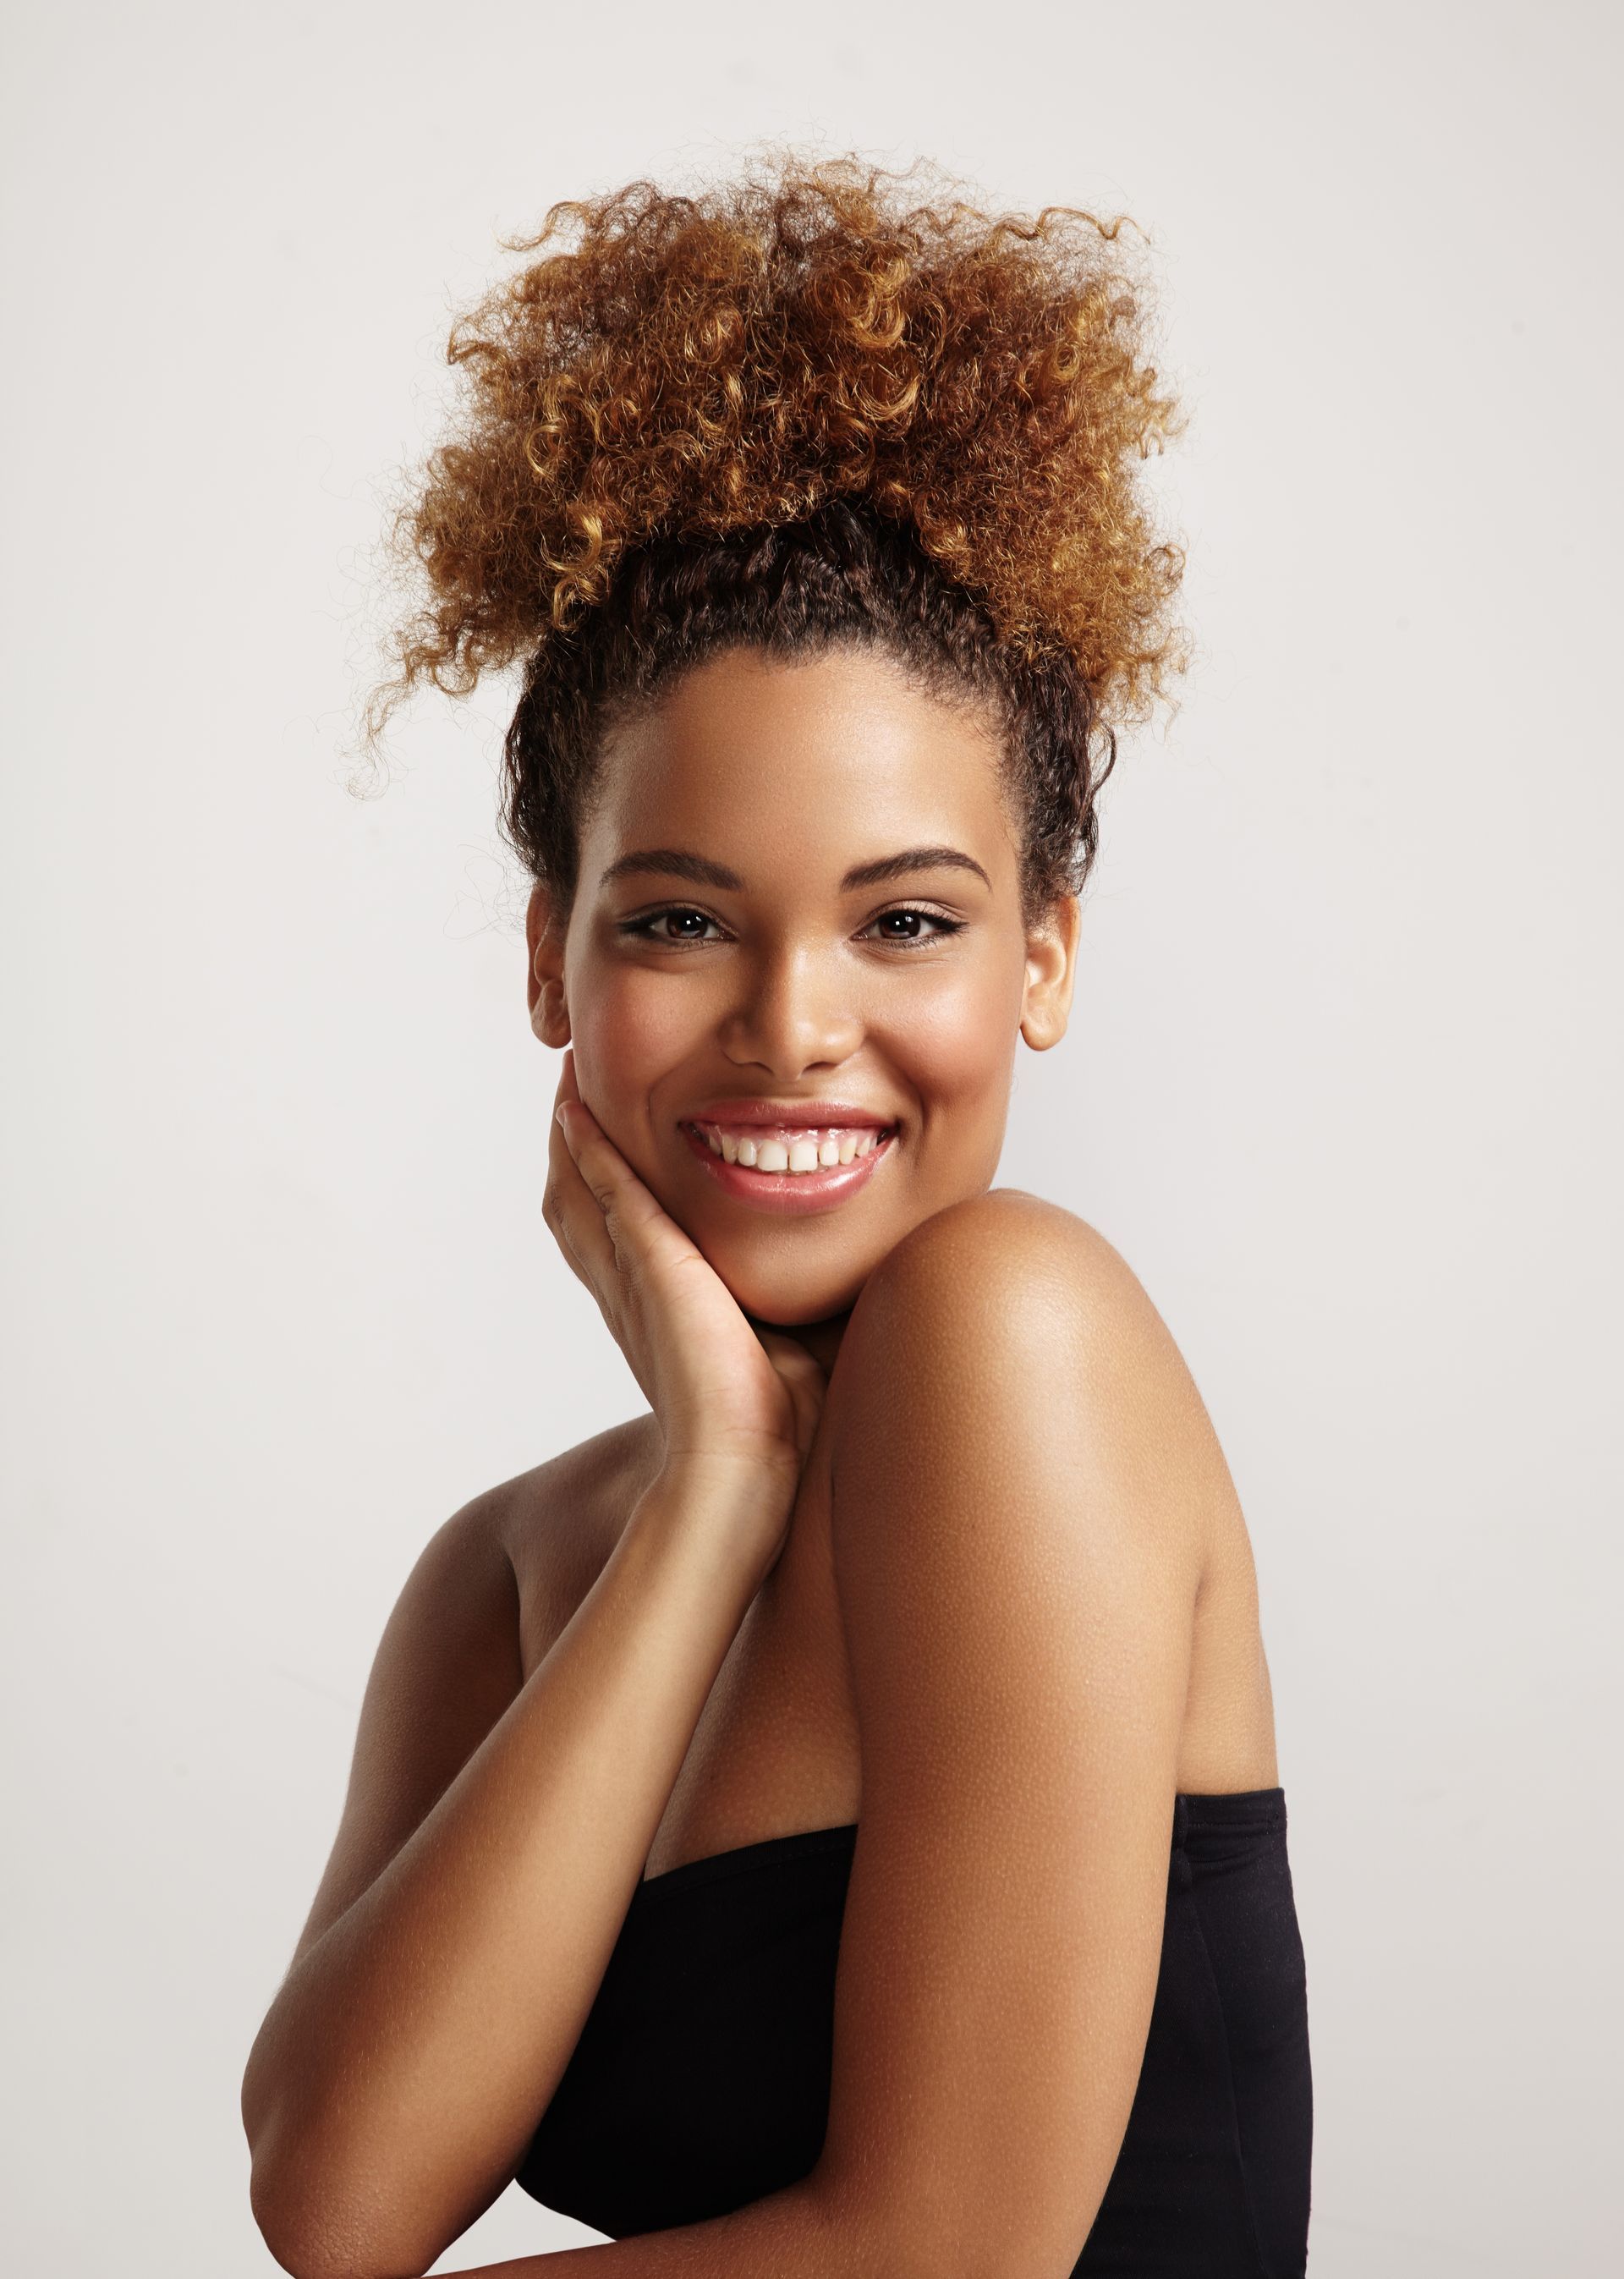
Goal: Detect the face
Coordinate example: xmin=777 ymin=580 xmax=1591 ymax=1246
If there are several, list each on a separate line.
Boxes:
xmin=527 ymin=644 xmax=1078 ymax=1329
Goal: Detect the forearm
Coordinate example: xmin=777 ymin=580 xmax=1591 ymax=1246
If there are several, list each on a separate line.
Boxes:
xmin=436 ymin=2174 xmax=888 ymax=2279
xmin=246 ymin=1461 xmax=777 ymax=2276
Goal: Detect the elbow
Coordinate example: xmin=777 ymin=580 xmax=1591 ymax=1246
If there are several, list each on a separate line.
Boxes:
xmin=248 ymin=2169 xmax=349 ymax=2279
xmin=247 ymin=2165 xmax=336 ymax=2279
xmin=242 ymin=2016 xmax=446 ymax=2278
xmin=247 ymin=2124 xmax=438 ymax=2279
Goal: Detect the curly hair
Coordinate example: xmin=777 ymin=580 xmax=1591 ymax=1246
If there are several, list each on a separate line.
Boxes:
xmin=365 ymin=154 xmax=1190 ymax=918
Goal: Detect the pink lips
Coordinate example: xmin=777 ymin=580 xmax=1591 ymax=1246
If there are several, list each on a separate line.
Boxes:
xmin=679 ymin=1121 xmax=897 ymax=1215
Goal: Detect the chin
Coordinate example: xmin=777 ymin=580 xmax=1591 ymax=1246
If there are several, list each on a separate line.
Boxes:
xmin=702 ymin=1244 xmax=871 ymax=1330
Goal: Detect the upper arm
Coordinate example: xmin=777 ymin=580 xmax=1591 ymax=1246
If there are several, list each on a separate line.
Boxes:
xmin=811 ymin=1193 xmax=1210 ymax=2276
xmin=285 ymin=1489 xmax=525 ymax=1974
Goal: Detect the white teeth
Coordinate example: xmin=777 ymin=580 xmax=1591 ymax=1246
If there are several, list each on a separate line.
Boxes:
xmin=693 ymin=1121 xmax=893 ymax=1174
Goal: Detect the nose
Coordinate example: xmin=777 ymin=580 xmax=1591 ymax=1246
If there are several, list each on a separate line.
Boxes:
xmin=716 ymin=938 xmax=864 ymax=1079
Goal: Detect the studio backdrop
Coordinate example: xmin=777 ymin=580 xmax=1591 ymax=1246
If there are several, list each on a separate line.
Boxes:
xmin=2 ymin=3 xmax=1619 ymax=2274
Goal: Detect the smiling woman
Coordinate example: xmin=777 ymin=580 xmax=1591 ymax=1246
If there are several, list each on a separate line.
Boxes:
xmin=240 ymin=156 xmax=1311 ymax=2279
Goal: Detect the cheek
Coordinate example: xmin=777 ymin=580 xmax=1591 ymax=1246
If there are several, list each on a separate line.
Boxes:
xmin=886 ymin=959 xmax=1022 ymax=1109
xmin=567 ymin=965 xmax=701 ymax=1124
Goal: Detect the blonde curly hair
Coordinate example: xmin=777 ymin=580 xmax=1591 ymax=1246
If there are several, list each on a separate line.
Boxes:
xmin=367 ymin=154 xmax=1191 ymax=914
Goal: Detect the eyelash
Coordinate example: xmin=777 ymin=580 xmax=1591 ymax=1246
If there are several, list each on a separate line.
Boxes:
xmin=616 ymin=903 xmax=967 ymax=951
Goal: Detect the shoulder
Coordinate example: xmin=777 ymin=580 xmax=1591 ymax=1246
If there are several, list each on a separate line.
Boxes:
xmin=829 ymin=1184 xmax=1193 ymax=1467
xmin=828 ymin=1187 xmax=1228 ymax=1596
xmin=851 ymin=1186 xmax=1159 ymax=1335
xmin=480 ymin=1410 xmax=661 ymax=1564
xmin=476 ymin=1412 xmax=664 ymax=1672
xmin=368 ymin=1412 xmax=661 ymax=1779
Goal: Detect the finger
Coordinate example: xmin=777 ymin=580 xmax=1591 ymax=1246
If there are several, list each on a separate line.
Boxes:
xmin=555 ymin=1098 xmax=683 ymax=1263
xmin=544 ymin=1176 xmax=610 ymax=1299
xmin=545 ymin=1057 xmax=619 ymax=1296
xmin=547 ymin=1072 xmax=691 ymax=1313
xmin=546 ymin=1161 xmax=616 ymax=1299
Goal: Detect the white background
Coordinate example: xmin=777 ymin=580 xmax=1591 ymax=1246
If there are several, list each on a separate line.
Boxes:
xmin=3 ymin=3 xmax=1620 ymax=2272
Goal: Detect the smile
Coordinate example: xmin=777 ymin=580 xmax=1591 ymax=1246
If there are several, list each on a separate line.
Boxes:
xmin=679 ymin=1120 xmax=898 ymax=1213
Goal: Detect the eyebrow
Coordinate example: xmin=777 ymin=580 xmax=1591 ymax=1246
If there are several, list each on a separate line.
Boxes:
xmin=597 ymin=844 xmax=993 ymax=894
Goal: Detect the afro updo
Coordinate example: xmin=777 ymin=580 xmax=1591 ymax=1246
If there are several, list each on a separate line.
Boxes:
xmin=366 ymin=154 xmax=1190 ymax=918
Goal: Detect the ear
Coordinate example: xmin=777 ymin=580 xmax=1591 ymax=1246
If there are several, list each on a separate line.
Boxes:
xmin=1019 ymin=892 xmax=1080 ymax=1052
xmin=525 ymin=880 xmax=571 ymax=1048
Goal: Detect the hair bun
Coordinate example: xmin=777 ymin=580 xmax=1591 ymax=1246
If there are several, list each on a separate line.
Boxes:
xmin=370 ymin=153 xmax=1190 ymax=744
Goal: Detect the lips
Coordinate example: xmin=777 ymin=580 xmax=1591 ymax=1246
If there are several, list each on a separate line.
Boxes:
xmin=678 ymin=1118 xmax=897 ymax=1215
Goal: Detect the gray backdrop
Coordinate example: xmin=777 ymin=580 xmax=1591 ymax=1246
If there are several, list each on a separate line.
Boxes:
xmin=3 ymin=2 xmax=1619 ymax=2271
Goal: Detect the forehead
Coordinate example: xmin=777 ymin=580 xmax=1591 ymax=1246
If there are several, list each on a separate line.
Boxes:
xmin=584 ymin=645 xmax=1018 ymax=885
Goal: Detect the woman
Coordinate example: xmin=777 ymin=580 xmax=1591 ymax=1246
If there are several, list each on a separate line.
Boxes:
xmin=241 ymin=158 xmax=1312 ymax=2278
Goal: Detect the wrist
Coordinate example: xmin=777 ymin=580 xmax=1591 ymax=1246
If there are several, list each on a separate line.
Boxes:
xmin=655 ymin=1447 xmax=799 ymax=1506
xmin=636 ymin=1451 xmax=798 ymax=1560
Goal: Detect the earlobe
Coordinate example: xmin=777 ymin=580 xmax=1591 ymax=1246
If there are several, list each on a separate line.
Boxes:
xmin=525 ymin=881 xmax=572 ymax=1049
xmin=529 ymin=980 xmax=570 ymax=1049
xmin=1019 ymin=893 xmax=1081 ymax=1052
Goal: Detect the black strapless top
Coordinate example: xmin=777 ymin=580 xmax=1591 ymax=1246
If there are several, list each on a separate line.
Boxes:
xmin=518 ymin=1788 xmax=1312 ymax=2275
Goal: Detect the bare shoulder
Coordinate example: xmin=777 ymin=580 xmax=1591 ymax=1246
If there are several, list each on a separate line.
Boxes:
xmin=483 ymin=1413 xmax=665 ymax=1679
xmin=857 ymin=1186 xmax=1154 ymax=1316
xmin=831 ymin=1187 xmax=1238 ymax=1584
xmin=841 ymin=1186 xmax=1193 ymax=1402
xmin=829 ymin=1186 xmax=1280 ymax=1792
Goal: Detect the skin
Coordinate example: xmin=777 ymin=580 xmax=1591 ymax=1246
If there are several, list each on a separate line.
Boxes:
xmin=243 ymin=641 xmax=1280 ymax=2279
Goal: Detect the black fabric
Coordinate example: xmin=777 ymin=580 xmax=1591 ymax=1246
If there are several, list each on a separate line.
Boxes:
xmin=518 ymin=1788 xmax=1312 ymax=2274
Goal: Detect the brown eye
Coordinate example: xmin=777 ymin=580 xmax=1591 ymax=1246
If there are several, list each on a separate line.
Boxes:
xmin=617 ymin=906 xmax=724 ymax=945
xmin=862 ymin=905 xmax=964 ymax=947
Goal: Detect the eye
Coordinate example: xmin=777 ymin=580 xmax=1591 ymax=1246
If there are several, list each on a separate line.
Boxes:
xmin=616 ymin=904 xmax=727 ymax=947
xmin=860 ymin=904 xmax=966 ymax=948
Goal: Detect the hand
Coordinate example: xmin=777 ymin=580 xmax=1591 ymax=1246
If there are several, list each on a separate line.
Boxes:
xmin=545 ymin=1052 xmax=828 ymax=1501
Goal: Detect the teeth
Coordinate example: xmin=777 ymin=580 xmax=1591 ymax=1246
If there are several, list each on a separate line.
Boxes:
xmin=692 ymin=1122 xmax=892 ymax=1175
